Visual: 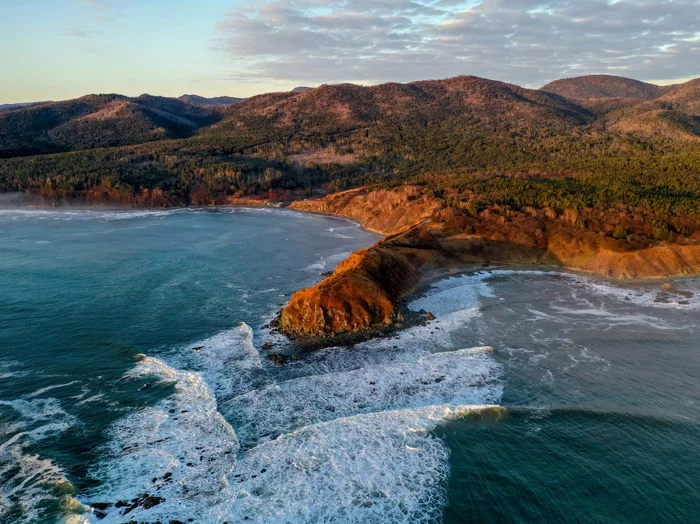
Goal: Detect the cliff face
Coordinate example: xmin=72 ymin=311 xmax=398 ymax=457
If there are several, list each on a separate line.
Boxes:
xmin=279 ymin=243 xmax=421 ymax=336
xmin=289 ymin=186 xmax=442 ymax=235
xmin=280 ymin=187 xmax=700 ymax=339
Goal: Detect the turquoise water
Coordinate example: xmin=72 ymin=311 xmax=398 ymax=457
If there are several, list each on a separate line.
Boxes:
xmin=0 ymin=208 xmax=698 ymax=523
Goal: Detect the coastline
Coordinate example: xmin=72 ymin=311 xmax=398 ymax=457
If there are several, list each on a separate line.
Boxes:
xmin=277 ymin=187 xmax=700 ymax=344
xmin=4 ymin=192 xmax=698 ymax=346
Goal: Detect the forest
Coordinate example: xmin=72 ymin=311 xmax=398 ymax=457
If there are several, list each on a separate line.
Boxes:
xmin=0 ymin=75 xmax=698 ymax=237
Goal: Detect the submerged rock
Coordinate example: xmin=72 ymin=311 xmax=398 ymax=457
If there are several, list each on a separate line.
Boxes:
xmin=266 ymin=353 xmax=289 ymax=366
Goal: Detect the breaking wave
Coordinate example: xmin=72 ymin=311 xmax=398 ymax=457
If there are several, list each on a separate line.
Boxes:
xmin=82 ymin=285 xmax=503 ymax=523
xmin=0 ymin=394 xmax=84 ymax=523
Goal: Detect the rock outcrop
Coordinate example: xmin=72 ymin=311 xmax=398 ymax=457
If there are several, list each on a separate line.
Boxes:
xmin=280 ymin=186 xmax=700 ymax=340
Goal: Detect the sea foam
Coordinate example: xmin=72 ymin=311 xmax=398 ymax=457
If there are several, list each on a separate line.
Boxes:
xmin=84 ymin=356 xmax=240 ymax=521
xmin=224 ymin=346 xmax=502 ymax=448
xmin=0 ymin=395 xmax=82 ymax=523
xmin=81 ymin=270 xmax=504 ymax=522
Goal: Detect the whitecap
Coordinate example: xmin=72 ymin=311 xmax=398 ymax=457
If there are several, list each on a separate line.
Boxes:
xmin=409 ymin=273 xmax=495 ymax=318
xmin=83 ymin=356 xmax=239 ymax=522
xmin=166 ymin=323 xmax=263 ymax=400
xmin=218 ymin=404 xmax=504 ymax=524
xmin=224 ymin=346 xmax=502 ymax=448
xmin=0 ymin=208 xmax=190 ymax=222
xmin=0 ymin=397 xmax=82 ymax=523
xmin=301 ymin=260 xmax=326 ymax=272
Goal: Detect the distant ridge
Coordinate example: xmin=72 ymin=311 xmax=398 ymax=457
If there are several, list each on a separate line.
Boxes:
xmin=1 ymin=73 xmax=697 ymax=160
xmin=218 ymin=75 xmax=594 ymax=134
xmin=178 ymin=94 xmax=243 ymax=107
xmin=0 ymin=101 xmax=51 ymax=112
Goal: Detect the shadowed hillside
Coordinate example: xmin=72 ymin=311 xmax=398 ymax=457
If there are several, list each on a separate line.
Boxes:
xmin=0 ymin=94 xmax=221 ymax=158
xmin=178 ymin=95 xmax=244 ymax=107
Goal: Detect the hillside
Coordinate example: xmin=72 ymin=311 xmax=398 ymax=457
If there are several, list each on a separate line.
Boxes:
xmin=217 ymin=75 xmax=593 ymax=132
xmin=658 ymin=79 xmax=700 ymax=114
xmin=0 ymin=101 xmax=51 ymax=112
xmin=540 ymin=75 xmax=668 ymax=101
xmin=0 ymin=73 xmax=697 ymax=217
xmin=0 ymin=94 xmax=220 ymax=158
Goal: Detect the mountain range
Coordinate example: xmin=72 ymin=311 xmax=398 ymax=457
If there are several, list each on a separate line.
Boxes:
xmin=0 ymin=74 xmax=697 ymax=223
xmin=1 ymin=74 xmax=697 ymax=160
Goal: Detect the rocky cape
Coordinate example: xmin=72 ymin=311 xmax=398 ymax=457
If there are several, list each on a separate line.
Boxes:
xmin=279 ymin=186 xmax=700 ymax=340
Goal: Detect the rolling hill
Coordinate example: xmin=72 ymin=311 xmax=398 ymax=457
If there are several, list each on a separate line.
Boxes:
xmin=0 ymin=73 xmax=697 ymax=220
xmin=540 ymin=75 xmax=668 ymax=101
xmin=0 ymin=94 xmax=221 ymax=157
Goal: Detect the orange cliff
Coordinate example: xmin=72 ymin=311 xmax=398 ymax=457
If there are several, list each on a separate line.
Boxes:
xmin=279 ymin=186 xmax=700 ymax=339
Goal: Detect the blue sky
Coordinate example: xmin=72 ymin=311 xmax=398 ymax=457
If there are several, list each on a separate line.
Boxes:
xmin=1 ymin=0 xmax=698 ymax=103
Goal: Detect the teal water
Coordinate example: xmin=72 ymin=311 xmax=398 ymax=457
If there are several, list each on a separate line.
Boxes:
xmin=0 ymin=208 xmax=698 ymax=523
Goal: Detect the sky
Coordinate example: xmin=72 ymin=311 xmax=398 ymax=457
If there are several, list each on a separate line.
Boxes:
xmin=1 ymin=0 xmax=699 ymax=104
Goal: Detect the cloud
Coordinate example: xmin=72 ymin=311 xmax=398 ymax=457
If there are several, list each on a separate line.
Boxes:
xmin=64 ymin=26 xmax=104 ymax=38
xmin=215 ymin=0 xmax=700 ymax=86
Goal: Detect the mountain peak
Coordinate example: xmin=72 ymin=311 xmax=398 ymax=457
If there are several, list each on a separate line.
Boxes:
xmin=540 ymin=75 xmax=666 ymax=100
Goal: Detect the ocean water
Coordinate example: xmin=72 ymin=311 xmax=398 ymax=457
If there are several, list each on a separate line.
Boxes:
xmin=0 ymin=208 xmax=698 ymax=523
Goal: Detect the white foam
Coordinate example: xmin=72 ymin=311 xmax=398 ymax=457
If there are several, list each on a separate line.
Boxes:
xmin=218 ymin=404 xmax=501 ymax=523
xmin=0 ymin=208 xmax=190 ymax=222
xmin=483 ymin=269 xmax=700 ymax=311
xmin=0 ymin=398 xmax=78 ymax=447
xmin=81 ymin=272 xmax=504 ymax=522
xmin=302 ymin=260 xmax=326 ymax=271
xmin=166 ymin=323 xmax=263 ymax=400
xmin=0 ymin=442 xmax=76 ymax=523
xmin=87 ymin=402 xmax=500 ymax=523
xmin=409 ymin=273 xmax=495 ymax=321
xmin=26 ymin=381 xmax=80 ymax=398
xmin=84 ymin=356 xmax=239 ymax=522
xmin=0 ymin=397 xmax=81 ymax=523
xmin=286 ymin=276 xmax=498 ymax=380
xmin=224 ymin=346 xmax=502 ymax=448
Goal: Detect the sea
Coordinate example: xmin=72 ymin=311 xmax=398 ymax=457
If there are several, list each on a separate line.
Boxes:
xmin=0 ymin=207 xmax=698 ymax=523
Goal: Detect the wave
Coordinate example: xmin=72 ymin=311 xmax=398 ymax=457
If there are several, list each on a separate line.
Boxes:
xmin=300 ymin=250 xmax=354 ymax=272
xmin=0 ymin=208 xmax=192 ymax=222
xmin=165 ymin=323 xmax=263 ymax=400
xmin=0 ymin=395 xmax=85 ymax=523
xmin=84 ymin=321 xmax=502 ymax=522
xmin=83 ymin=356 xmax=240 ymax=522
xmin=481 ymin=269 xmax=700 ymax=311
xmin=84 ymin=401 xmax=501 ymax=523
xmin=221 ymin=404 xmax=502 ymax=523
xmin=408 ymin=272 xmax=495 ymax=318
xmin=75 ymin=253 xmax=511 ymax=522
xmin=224 ymin=346 xmax=502 ymax=448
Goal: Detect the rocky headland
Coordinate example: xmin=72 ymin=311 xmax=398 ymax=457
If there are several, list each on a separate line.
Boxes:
xmin=279 ymin=186 xmax=700 ymax=341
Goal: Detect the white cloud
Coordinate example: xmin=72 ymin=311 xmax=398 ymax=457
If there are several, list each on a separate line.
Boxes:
xmin=215 ymin=0 xmax=700 ymax=86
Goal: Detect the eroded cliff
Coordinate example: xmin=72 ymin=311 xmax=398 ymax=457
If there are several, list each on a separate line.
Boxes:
xmin=280 ymin=186 xmax=700 ymax=339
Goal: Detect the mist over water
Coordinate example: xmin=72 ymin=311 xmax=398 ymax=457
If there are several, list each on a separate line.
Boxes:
xmin=0 ymin=208 xmax=698 ymax=523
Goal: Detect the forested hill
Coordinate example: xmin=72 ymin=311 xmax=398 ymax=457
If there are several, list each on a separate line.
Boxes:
xmin=0 ymin=74 xmax=698 ymax=236
xmin=540 ymin=75 xmax=669 ymax=101
xmin=0 ymin=95 xmax=223 ymax=158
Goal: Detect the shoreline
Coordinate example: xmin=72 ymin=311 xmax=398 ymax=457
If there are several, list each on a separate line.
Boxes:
xmin=5 ymin=195 xmax=698 ymax=288
xmin=277 ymin=187 xmax=700 ymax=344
xmin=4 ymin=194 xmax=698 ymax=348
